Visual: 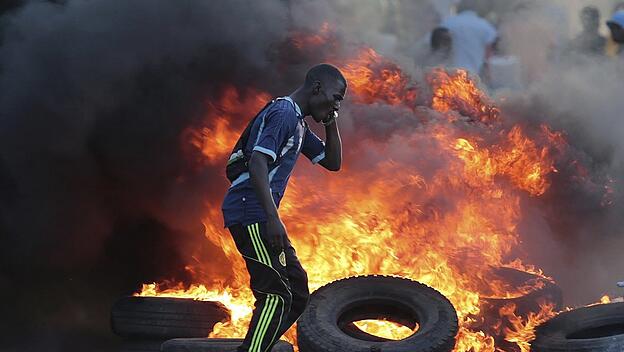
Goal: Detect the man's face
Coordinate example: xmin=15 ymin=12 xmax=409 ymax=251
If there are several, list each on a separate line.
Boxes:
xmin=309 ymin=79 xmax=346 ymax=123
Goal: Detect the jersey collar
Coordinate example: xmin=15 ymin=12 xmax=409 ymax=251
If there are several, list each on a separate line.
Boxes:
xmin=281 ymin=96 xmax=303 ymax=119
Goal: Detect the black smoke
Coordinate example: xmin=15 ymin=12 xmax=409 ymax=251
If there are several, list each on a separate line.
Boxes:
xmin=0 ymin=1 xmax=299 ymax=350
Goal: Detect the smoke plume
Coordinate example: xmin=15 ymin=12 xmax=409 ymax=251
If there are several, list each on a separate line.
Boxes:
xmin=1 ymin=1 xmax=623 ymax=351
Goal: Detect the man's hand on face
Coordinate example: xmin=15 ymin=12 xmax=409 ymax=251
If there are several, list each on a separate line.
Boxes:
xmin=322 ymin=111 xmax=338 ymax=126
xmin=266 ymin=215 xmax=286 ymax=252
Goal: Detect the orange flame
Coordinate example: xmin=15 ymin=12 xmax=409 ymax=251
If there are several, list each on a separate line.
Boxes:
xmin=430 ymin=68 xmax=500 ymax=124
xmin=183 ymin=86 xmax=271 ymax=165
xmin=290 ymin=22 xmax=333 ymax=50
xmin=141 ymin=45 xmax=576 ymax=351
xmin=339 ymin=48 xmax=418 ymax=107
xmin=501 ymin=301 xmax=557 ymax=352
xmin=352 ymin=319 xmax=418 ymax=341
xmin=450 ymin=126 xmax=556 ymax=197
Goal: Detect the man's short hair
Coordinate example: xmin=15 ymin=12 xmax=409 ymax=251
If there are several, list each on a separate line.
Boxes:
xmin=304 ymin=63 xmax=347 ymax=89
xmin=431 ymin=27 xmax=451 ymax=50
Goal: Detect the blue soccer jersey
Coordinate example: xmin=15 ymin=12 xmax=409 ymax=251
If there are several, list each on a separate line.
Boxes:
xmin=222 ymin=97 xmax=325 ymax=227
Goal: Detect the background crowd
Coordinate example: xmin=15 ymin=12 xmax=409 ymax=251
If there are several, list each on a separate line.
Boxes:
xmin=416 ymin=0 xmax=624 ymax=91
xmin=319 ymin=0 xmax=624 ymax=93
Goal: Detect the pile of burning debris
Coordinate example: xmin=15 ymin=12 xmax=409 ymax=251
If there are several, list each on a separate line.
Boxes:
xmin=109 ymin=27 xmax=622 ymax=351
xmin=110 ymin=273 xmax=624 ymax=351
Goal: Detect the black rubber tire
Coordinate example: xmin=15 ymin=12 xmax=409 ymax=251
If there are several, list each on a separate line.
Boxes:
xmin=480 ymin=267 xmax=563 ymax=316
xmin=531 ymin=302 xmax=624 ymax=352
xmin=119 ymin=339 xmax=166 ymax=352
xmin=160 ymin=338 xmax=294 ymax=352
xmin=470 ymin=267 xmax=563 ymax=352
xmin=111 ymin=296 xmax=230 ymax=339
xmin=297 ymin=275 xmax=459 ymax=352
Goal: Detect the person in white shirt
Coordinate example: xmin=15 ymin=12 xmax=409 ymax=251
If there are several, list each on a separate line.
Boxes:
xmin=441 ymin=0 xmax=497 ymax=76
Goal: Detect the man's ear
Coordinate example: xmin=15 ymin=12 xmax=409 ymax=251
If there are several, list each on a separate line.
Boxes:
xmin=312 ymin=80 xmax=322 ymax=94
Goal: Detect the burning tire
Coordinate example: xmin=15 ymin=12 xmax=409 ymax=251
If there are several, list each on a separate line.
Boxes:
xmin=469 ymin=267 xmax=563 ymax=351
xmin=160 ymin=338 xmax=294 ymax=352
xmin=297 ymin=275 xmax=458 ymax=352
xmin=111 ymin=296 xmax=230 ymax=339
xmin=479 ymin=267 xmax=563 ymax=316
xmin=531 ymin=302 xmax=624 ymax=352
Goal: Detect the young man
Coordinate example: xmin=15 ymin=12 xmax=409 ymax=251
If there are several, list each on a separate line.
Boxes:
xmin=222 ymin=63 xmax=347 ymax=352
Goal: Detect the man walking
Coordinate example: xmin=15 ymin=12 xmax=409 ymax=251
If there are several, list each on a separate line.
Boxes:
xmin=222 ymin=64 xmax=347 ymax=352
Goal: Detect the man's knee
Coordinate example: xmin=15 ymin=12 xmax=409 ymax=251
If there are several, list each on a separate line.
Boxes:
xmin=288 ymin=287 xmax=309 ymax=318
xmin=277 ymin=290 xmax=294 ymax=314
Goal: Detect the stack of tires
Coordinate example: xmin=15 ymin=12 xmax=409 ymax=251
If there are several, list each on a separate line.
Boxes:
xmin=114 ymin=275 xmax=523 ymax=351
xmin=110 ymin=276 xmax=624 ymax=351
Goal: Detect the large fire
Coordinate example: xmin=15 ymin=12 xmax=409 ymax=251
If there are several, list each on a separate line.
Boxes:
xmin=135 ymin=35 xmax=594 ymax=351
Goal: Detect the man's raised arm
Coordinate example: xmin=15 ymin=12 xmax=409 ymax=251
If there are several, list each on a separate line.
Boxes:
xmin=319 ymin=118 xmax=342 ymax=171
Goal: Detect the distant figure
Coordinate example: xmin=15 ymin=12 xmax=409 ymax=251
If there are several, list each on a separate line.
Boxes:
xmin=424 ymin=27 xmax=453 ymax=67
xmin=607 ymin=4 xmax=624 ymax=56
xmin=569 ymin=6 xmax=606 ymax=56
xmin=441 ymin=0 xmax=497 ymax=75
xmin=607 ymin=10 xmax=624 ymax=46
